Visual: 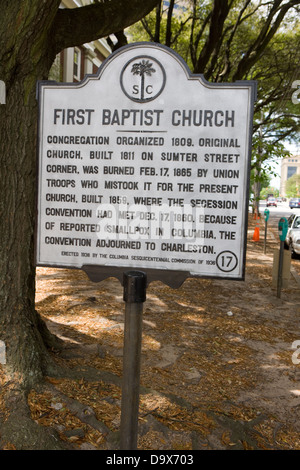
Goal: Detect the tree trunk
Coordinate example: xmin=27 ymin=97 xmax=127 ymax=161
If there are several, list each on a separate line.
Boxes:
xmin=0 ymin=78 xmax=53 ymax=387
xmin=0 ymin=2 xmax=60 ymax=388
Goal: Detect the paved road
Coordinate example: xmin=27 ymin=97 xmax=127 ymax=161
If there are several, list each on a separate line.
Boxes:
xmin=254 ymin=200 xmax=298 ymax=230
xmin=258 ymin=200 xmax=295 ymax=218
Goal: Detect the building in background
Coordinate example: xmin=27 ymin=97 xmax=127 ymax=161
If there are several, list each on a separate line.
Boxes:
xmin=49 ymin=0 xmax=111 ymax=82
xmin=280 ymin=155 xmax=300 ymax=196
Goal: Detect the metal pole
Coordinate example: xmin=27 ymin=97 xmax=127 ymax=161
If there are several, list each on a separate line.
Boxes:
xmin=120 ymin=271 xmax=147 ymax=450
xmin=264 ymin=220 xmax=267 ymax=254
xmin=277 ymin=240 xmax=284 ymax=298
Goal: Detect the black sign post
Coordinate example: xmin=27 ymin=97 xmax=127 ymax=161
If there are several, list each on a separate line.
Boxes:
xmin=120 ymin=271 xmax=147 ymax=450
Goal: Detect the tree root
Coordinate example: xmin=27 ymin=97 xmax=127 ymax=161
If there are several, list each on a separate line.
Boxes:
xmin=0 ymin=386 xmax=71 ymax=450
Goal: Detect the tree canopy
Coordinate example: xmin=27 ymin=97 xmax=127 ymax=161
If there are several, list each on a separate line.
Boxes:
xmin=285 ymin=173 xmax=300 ymax=197
xmin=128 ymin=0 xmax=300 ymax=170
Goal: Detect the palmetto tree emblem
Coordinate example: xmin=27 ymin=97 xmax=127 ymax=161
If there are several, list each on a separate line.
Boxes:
xmin=131 ymin=60 xmax=156 ymax=101
xmin=121 ymin=55 xmax=165 ymax=103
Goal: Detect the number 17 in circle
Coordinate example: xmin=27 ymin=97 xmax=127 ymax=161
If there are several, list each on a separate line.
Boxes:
xmin=216 ymin=251 xmax=238 ymax=273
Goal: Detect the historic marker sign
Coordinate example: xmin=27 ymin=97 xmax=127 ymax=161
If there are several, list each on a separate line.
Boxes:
xmin=36 ymin=43 xmax=256 ymax=283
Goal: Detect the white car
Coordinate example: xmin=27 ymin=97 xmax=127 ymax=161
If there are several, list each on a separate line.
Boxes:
xmin=285 ymin=214 xmax=300 ymax=258
xmin=266 ymin=197 xmax=277 ymax=207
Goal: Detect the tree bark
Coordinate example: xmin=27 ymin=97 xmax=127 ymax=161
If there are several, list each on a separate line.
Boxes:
xmin=194 ymin=0 xmax=230 ymax=74
xmin=0 ymin=1 xmax=62 ymax=388
xmin=51 ymin=0 xmax=160 ymax=53
xmin=0 ymin=0 xmax=159 ymax=388
xmin=165 ymin=0 xmax=175 ymax=47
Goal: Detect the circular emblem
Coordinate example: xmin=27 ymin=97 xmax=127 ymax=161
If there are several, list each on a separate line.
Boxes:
xmin=120 ymin=55 xmax=166 ymax=103
xmin=216 ymin=251 xmax=238 ymax=273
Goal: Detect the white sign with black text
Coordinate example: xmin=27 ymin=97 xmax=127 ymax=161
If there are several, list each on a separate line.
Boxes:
xmin=36 ymin=43 xmax=256 ymax=280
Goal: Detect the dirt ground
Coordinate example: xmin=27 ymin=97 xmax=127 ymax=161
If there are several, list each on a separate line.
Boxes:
xmin=1 ymin=215 xmax=300 ymax=450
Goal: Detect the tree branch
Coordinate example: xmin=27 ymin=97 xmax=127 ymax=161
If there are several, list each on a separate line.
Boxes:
xmin=154 ymin=0 xmax=162 ymax=43
xmin=165 ymin=0 xmax=175 ymax=47
xmin=190 ymin=2 xmax=211 ymax=71
xmin=194 ymin=0 xmax=230 ymax=74
xmin=106 ymin=30 xmax=128 ymax=52
xmin=216 ymin=0 xmax=252 ymax=81
xmin=171 ymin=16 xmax=192 ymax=47
xmin=141 ymin=18 xmax=156 ymax=42
xmin=233 ymin=0 xmax=300 ymax=80
xmin=51 ymin=0 xmax=160 ymax=54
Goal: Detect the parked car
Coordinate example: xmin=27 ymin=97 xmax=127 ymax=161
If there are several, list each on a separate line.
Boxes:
xmin=285 ymin=213 xmax=300 ymax=258
xmin=289 ymin=198 xmax=300 ymax=209
xmin=266 ymin=197 xmax=277 ymax=207
xmin=289 ymin=232 xmax=300 ymax=258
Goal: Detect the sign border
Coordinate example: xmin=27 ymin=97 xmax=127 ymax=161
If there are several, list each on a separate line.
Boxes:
xmin=35 ymin=42 xmax=257 ymax=286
